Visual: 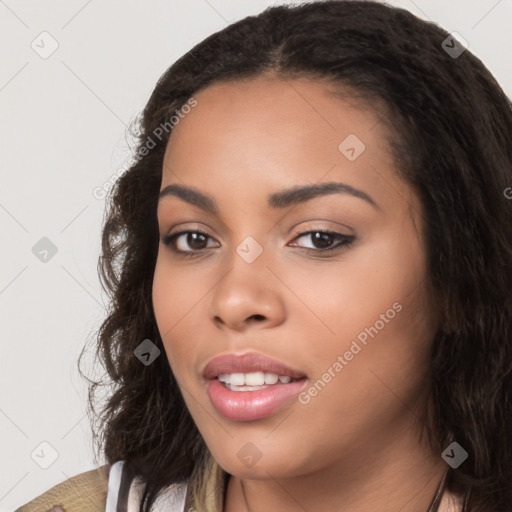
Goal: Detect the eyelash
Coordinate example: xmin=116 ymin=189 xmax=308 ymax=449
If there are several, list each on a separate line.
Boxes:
xmin=161 ymin=228 xmax=355 ymax=259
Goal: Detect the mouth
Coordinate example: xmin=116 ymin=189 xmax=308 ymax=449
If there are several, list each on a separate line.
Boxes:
xmin=202 ymin=352 xmax=308 ymax=421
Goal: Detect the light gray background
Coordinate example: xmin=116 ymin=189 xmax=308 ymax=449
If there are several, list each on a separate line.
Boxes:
xmin=1 ymin=1 xmax=511 ymax=510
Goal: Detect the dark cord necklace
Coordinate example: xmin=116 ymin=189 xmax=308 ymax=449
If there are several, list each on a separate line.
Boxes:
xmin=240 ymin=470 xmax=449 ymax=512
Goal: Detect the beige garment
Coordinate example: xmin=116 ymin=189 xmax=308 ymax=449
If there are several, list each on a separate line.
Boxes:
xmin=14 ymin=465 xmax=110 ymax=512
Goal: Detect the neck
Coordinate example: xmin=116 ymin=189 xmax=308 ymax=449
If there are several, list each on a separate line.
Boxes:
xmin=224 ymin=416 xmax=449 ymax=512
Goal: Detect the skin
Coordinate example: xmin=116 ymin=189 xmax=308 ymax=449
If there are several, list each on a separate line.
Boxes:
xmin=152 ymin=75 xmax=448 ymax=512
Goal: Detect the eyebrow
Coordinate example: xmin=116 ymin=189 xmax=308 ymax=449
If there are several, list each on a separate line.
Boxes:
xmin=158 ymin=181 xmax=379 ymax=213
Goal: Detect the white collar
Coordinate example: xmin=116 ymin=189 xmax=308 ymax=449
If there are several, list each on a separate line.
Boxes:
xmin=106 ymin=461 xmax=188 ymax=512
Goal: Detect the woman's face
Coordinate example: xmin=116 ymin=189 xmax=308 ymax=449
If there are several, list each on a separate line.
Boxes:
xmin=153 ymin=76 xmax=440 ymax=479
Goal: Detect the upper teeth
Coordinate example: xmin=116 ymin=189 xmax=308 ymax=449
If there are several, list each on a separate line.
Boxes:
xmin=218 ymin=372 xmax=294 ymax=386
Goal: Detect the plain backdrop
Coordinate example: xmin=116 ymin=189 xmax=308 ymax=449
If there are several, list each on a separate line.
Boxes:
xmin=1 ymin=1 xmax=511 ymax=510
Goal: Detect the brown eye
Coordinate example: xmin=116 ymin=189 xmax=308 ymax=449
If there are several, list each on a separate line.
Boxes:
xmin=289 ymin=230 xmax=355 ymax=253
xmin=162 ymin=230 xmax=219 ymax=256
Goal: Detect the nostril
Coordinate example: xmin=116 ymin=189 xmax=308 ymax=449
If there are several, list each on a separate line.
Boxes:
xmin=250 ymin=314 xmax=265 ymax=321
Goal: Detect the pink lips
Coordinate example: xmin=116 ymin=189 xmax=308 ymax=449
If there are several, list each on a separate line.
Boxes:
xmin=203 ymin=352 xmax=308 ymax=422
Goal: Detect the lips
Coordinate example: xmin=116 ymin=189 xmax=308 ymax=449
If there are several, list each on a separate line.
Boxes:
xmin=202 ymin=352 xmax=307 ymax=381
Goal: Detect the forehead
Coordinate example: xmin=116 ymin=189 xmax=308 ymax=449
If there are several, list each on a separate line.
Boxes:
xmin=165 ymin=76 xmax=386 ymax=159
xmin=160 ymin=76 xmax=417 ymax=217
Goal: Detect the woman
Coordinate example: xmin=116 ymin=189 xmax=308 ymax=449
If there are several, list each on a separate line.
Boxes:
xmin=16 ymin=1 xmax=512 ymax=511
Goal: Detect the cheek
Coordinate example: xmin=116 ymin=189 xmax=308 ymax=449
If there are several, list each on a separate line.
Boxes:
xmin=153 ymin=250 xmax=214 ymax=328
xmin=288 ymin=259 xmax=434 ymax=460
xmin=152 ymin=258 xmax=177 ymax=342
xmin=343 ymin=226 xmax=427 ymax=331
xmin=293 ymin=227 xmax=433 ymax=384
xmin=152 ymin=255 xmax=201 ymax=373
xmin=289 ymin=232 xmax=427 ymax=335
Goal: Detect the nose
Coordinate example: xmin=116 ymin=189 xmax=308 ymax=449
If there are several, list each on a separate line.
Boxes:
xmin=208 ymin=250 xmax=286 ymax=332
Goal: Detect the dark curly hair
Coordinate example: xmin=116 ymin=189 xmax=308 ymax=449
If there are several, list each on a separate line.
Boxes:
xmin=80 ymin=1 xmax=512 ymax=511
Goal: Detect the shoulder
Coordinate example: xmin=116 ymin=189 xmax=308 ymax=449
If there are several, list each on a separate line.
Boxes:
xmin=15 ymin=461 xmax=190 ymax=512
xmin=14 ymin=464 xmax=110 ymax=512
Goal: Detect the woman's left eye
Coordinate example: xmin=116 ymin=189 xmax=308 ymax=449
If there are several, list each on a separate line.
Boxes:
xmin=289 ymin=229 xmax=355 ymax=253
xmin=161 ymin=229 xmax=355 ymax=258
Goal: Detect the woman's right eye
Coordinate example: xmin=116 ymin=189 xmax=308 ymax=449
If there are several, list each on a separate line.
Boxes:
xmin=161 ymin=230 xmax=220 ymax=258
